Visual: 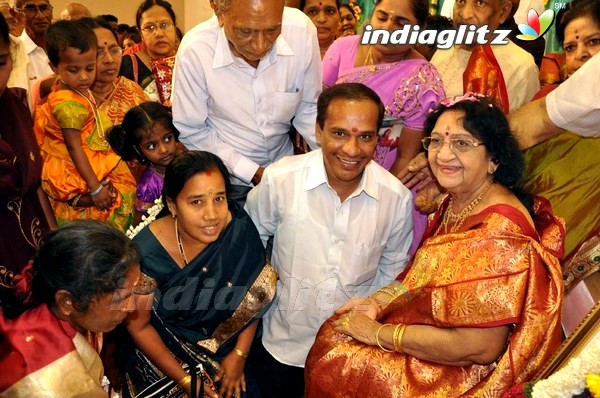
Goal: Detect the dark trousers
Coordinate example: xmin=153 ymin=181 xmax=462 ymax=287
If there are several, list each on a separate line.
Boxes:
xmin=229 ymin=184 xmax=252 ymax=209
xmin=248 ymin=339 xmax=305 ymax=398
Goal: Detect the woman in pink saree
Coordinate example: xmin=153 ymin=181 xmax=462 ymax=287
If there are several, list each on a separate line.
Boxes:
xmin=322 ymin=0 xmax=445 ymax=252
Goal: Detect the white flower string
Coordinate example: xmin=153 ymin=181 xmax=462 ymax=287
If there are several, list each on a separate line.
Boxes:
xmin=531 ymin=338 xmax=600 ymax=398
xmin=126 ymin=198 xmax=164 ymax=239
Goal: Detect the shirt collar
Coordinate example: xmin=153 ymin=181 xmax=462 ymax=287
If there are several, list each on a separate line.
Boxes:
xmin=213 ymin=27 xmax=295 ymax=69
xmin=19 ymin=31 xmax=39 ymax=54
xmin=304 ymin=150 xmax=380 ymax=201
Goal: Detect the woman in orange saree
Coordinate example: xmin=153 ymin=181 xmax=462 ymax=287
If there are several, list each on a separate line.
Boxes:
xmin=305 ymin=94 xmax=564 ymax=398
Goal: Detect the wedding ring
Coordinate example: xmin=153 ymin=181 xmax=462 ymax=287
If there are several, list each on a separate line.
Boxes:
xmin=342 ymin=321 xmax=349 ymax=327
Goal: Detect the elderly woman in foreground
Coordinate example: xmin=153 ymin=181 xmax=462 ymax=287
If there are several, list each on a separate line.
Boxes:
xmin=305 ymin=93 xmax=565 ymax=397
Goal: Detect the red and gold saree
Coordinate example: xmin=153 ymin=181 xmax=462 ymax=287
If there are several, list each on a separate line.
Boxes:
xmin=306 ymin=198 xmax=564 ymax=397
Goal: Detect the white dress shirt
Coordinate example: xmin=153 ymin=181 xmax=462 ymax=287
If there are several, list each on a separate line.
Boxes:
xmin=7 ymin=34 xmax=29 ymax=91
xmin=245 ymin=150 xmax=414 ymax=366
xmin=18 ymin=31 xmax=53 ymax=88
xmin=431 ymin=41 xmax=539 ymax=112
xmin=172 ymin=8 xmax=322 ymax=186
xmin=546 ymin=53 xmax=600 ymax=137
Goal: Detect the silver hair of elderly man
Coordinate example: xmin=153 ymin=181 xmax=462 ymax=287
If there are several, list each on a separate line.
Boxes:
xmin=212 ymin=0 xmax=285 ymax=15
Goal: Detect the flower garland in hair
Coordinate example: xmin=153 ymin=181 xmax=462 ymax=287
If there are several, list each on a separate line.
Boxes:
xmin=348 ymin=0 xmax=362 ymax=24
xmin=126 ymin=197 xmax=164 ymax=239
xmin=440 ymin=91 xmax=485 ymax=107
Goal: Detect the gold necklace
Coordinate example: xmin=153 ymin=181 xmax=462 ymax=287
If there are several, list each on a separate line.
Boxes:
xmin=175 ymin=218 xmax=188 ymax=267
xmin=363 ymin=46 xmax=410 ymax=72
xmin=91 ymin=81 xmax=116 ymax=106
xmin=364 ymin=47 xmax=375 ymax=72
xmin=440 ymin=182 xmax=492 ymax=234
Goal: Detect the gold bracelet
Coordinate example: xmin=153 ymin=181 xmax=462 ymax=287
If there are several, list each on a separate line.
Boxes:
xmin=233 ymin=348 xmax=248 ymax=360
xmin=375 ymin=324 xmax=393 ymax=352
xmin=176 ymin=375 xmax=191 ymax=391
xmin=393 ymin=325 xmax=407 ymax=353
xmin=377 ymin=286 xmax=396 ymax=297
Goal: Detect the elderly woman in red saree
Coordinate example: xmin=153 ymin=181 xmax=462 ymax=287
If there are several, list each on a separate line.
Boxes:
xmin=0 ymin=220 xmax=140 ymax=397
xmin=305 ymin=94 xmax=565 ymax=398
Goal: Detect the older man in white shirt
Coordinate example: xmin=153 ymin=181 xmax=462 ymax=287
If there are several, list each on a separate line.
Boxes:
xmin=245 ymin=83 xmax=413 ymax=398
xmin=13 ymin=0 xmax=52 ymax=97
xmin=172 ymin=0 xmax=321 ymax=198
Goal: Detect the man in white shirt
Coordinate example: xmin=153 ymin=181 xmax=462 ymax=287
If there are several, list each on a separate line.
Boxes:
xmin=14 ymin=0 xmax=52 ymax=90
xmin=509 ymin=52 xmax=600 ymax=148
xmin=172 ymin=0 xmax=321 ymax=198
xmin=245 ymin=83 xmax=414 ymax=397
xmin=0 ymin=2 xmax=28 ymax=90
xmin=431 ymin=0 xmax=540 ymax=111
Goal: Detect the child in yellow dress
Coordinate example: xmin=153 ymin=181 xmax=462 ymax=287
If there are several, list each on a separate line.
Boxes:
xmin=34 ymin=20 xmax=135 ymax=231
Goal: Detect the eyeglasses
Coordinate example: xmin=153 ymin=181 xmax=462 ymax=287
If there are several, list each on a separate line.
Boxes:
xmin=422 ymin=136 xmax=485 ymax=153
xmin=140 ymin=21 xmax=174 ymax=34
xmin=18 ymin=3 xmax=53 ymax=15
xmin=97 ymin=46 xmax=123 ymax=59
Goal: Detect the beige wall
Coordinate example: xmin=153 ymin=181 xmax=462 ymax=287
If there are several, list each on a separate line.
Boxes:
xmin=49 ymin=0 xmax=213 ymax=32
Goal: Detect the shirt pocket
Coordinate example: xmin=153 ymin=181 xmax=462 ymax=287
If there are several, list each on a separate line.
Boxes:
xmin=273 ymin=90 xmax=303 ymax=123
xmin=347 ymin=242 xmax=386 ymax=285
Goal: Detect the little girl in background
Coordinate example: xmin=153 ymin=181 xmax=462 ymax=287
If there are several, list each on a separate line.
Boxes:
xmin=108 ymin=102 xmax=182 ymax=219
xmin=34 ymin=20 xmax=136 ymax=232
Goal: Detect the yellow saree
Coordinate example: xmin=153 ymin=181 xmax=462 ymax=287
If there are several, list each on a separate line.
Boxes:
xmin=523 ymin=132 xmax=600 ymax=291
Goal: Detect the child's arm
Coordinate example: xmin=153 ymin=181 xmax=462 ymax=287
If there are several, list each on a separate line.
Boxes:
xmin=63 ymin=128 xmax=115 ymax=210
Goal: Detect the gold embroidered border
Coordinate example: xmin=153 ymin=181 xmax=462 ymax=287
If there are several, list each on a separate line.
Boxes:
xmin=197 ymin=263 xmax=277 ymax=353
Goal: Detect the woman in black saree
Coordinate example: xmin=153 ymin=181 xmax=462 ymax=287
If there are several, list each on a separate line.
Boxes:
xmin=123 ymin=151 xmax=277 ymax=398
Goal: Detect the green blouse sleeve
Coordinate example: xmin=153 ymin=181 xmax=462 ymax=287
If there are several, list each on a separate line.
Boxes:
xmin=52 ymin=100 xmax=89 ymax=130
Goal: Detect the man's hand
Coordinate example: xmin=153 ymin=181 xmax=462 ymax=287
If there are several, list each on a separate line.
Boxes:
xmin=252 ymin=167 xmax=265 ymax=186
xmin=396 ymin=153 xmax=433 ymax=189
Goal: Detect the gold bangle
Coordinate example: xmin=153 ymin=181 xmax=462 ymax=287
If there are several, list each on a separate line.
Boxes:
xmin=176 ymin=375 xmax=191 ymax=391
xmin=233 ymin=348 xmax=248 ymax=360
xmin=377 ymin=287 xmax=396 ymax=297
xmin=394 ymin=325 xmax=407 ymax=353
xmin=375 ymin=324 xmax=393 ymax=352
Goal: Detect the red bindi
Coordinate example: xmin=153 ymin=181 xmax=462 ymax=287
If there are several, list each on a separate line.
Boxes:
xmin=351 ymin=127 xmax=358 ymax=133
xmin=205 ymin=170 xmax=212 ymax=176
xmin=444 ymin=131 xmax=450 ymax=136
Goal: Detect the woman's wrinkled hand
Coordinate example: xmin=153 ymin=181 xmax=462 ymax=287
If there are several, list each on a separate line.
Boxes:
xmin=215 ymin=351 xmax=247 ymax=398
xmin=332 ymin=312 xmax=380 ymax=346
xmin=335 ymin=297 xmax=381 ymax=320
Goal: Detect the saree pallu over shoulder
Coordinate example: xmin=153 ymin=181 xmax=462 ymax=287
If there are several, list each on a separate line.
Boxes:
xmin=98 ymin=76 xmax=149 ymax=125
xmin=0 ymin=304 xmax=105 ymax=397
xmin=306 ymin=199 xmax=564 ymax=398
xmin=197 ymin=262 xmax=277 ymax=353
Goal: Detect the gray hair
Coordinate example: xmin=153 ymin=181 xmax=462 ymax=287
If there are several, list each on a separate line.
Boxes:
xmin=213 ymin=0 xmax=232 ymax=15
